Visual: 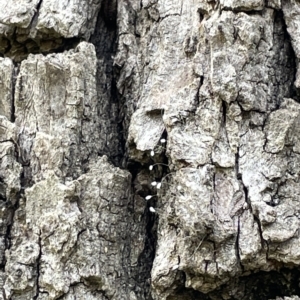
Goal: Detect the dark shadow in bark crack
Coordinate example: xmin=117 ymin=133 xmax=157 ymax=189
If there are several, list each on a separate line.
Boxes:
xmin=273 ymin=10 xmax=299 ymax=105
xmin=208 ymin=268 xmax=300 ymax=300
xmin=166 ymin=268 xmax=300 ymax=299
xmin=89 ymin=4 xmax=125 ymax=168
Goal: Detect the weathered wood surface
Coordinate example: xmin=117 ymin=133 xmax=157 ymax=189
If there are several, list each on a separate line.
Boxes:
xmin=1 ymin=0 xmax=300 ymax=299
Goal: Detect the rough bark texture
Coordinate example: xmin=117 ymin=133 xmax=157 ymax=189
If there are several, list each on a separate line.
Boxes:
xmin=1 ymin=0 xmax=300 ymax=299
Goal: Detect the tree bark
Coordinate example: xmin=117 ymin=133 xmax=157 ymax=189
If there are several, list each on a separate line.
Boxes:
xmin=1 ymin=0 xmax=300 ymax=299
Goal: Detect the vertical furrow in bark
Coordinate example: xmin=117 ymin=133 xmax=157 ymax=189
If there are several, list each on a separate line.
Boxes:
xmin=2 ymin=0 xmax=300 ymax=299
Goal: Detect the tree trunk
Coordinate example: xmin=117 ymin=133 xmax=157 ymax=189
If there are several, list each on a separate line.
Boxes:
xmin=0 ymin=0 xmax=300 ymax=299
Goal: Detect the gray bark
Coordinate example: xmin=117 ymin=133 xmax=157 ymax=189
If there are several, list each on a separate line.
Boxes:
xmin=1 ymin=0 xmax=300 ymax=299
